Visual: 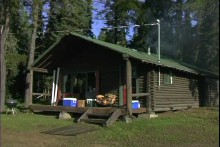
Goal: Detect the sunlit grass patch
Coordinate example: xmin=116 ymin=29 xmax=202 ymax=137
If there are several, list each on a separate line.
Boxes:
xmin=1 ymin=107 xmax=219 ymax=147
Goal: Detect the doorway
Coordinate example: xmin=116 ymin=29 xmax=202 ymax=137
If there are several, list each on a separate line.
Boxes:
xmin=62 ymin=72 xmax=97 ymax=100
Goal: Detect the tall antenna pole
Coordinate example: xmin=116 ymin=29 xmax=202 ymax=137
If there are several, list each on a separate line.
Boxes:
xmin=157 ymin=19 xmax=161 ymax=89
xmin=134 ymin=19 xmax=161 ymax=88
xmin=157 ymin=19 xmax=160 ymax=63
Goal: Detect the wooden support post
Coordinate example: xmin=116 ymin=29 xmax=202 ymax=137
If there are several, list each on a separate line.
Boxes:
xmin=119 ymin=66 xmax=123 ymax=106
xmin=123 ymin=54 xmax=132 ymax=116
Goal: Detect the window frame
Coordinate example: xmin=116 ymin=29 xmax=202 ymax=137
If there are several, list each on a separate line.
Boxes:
xmin=164 ymin=71 xmax=173 ymax=85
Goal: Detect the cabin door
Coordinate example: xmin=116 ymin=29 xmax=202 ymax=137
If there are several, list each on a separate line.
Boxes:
xmin=85 ymin=72 xmax=97 ymax=99
xmin=62 ymin=71 xmax=98 ymax=100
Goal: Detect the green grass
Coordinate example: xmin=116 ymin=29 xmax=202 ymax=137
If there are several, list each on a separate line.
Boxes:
xmin=1 ymin=107 xmax=219 ymax=147
xmin=1 ymin=112 xmax=73 ymax=132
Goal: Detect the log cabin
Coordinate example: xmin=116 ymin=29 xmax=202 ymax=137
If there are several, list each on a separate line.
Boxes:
xmin=28 ymin=32 xmax=219 ymax=118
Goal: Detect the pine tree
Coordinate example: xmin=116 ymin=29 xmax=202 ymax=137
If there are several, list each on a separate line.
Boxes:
xmin=24 ymin=0 xmax=44 ymax=107
xmin=129 ymin=0 xmax=177 ymax=53
xmin=0 ymin=0 xmax=21 ymax=111
xmin=44 ymin=0 xmax=93 ymax=48
xmin=0 ymin=0 xmax=32 ymax=110
xmin=186 ymin=0 xmax=219 ymax=73
xmin=98 ymin=0 xmax=140 ymax=46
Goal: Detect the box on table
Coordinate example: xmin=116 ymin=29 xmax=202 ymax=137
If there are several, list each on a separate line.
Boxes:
xmin=86 ymin=99 xmax=97 ymax=107
xmin=132 ymin=100 xmax=140 ymax=109
xmin=63 ymin=98 xmax=77 ymax=107
xmin=77 ymin=100 xmax=86 ymax=107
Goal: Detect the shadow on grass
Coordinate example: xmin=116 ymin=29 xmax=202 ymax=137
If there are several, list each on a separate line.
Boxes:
xmin=41 ymin=123 xmax=100 ymax=136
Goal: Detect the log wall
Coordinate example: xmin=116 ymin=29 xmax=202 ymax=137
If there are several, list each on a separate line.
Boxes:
xmin=149 ymin=68 xmax=200 ymax=112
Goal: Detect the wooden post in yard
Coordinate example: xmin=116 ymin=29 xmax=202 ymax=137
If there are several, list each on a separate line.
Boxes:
xmin=29 ymin=69 xmax=34 ymax=105
xmin=123 ymin=54 xmax=132 ymax=116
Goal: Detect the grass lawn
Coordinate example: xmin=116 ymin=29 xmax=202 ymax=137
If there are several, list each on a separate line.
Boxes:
xmin=1 ymin=107 xmax=219 ymax=147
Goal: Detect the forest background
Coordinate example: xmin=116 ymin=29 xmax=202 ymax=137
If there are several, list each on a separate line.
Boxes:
xmin=0 ymin=0 xmax=219 ymax=111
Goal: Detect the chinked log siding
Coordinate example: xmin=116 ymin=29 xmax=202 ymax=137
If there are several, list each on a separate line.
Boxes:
xmin=146 ymin=71 xmax=151 ymax=110
xmin=147 ymin=70 xmax=156 ymax=111
xmin=150 ymin=68 xmax=199 ymax=111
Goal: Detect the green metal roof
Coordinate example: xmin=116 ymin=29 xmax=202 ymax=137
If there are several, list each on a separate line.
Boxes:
xmin=32 ymin=32 xmax=219 ymax=78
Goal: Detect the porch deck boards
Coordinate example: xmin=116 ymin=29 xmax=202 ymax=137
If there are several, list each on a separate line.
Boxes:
xmin=29 ymin=104 xmax=147 ymax=115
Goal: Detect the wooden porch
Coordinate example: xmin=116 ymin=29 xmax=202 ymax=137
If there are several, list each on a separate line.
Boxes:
xmin=29 ymin=104 xmax=148 ymax=126
xmin=29 ymin=104 xmax=148 ymax=115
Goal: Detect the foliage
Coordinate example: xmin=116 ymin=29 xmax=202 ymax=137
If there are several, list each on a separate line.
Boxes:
xmin=5 ymin=35 xmax=27 ymax=98
xmin=43 ymin=0 xmax=93 ymax=49
xmin=1 ymin=0 xmax=219 ymax=101
xmin=98 ymin=0 xmax=140 ymax=46
xmin=0 ymin=0 xmax=29 ymax=100
xmin=185 ymin=0 xmax=219 ymax=73
xmin=99 ymin=0 xmax=219 ymax=73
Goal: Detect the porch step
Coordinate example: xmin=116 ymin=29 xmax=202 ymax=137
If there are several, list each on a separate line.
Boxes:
xmin=77 ymin=108 xmax=122 ymax=127
xmin=105 ymin=109 xmax=121 ymax=127
xmin=86 ymin=113 xmax=111 ymax=118
xmin=79 ymin=118 xmax=107 ymax=124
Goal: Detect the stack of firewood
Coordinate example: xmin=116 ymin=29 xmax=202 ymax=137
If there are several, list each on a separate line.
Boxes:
xmin=96 ymin=94 xmax=116 ymax=106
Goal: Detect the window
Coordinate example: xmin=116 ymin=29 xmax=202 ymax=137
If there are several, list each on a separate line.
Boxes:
xmin=62 ymin=72 xmax=97 ymax=99
xmin=132 ymin=67 xmax=137 ymax=78
xmin=164 ymin=72 xmax=173 ymax=84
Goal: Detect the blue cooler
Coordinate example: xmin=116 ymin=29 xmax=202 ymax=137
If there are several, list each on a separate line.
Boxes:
xmin=63 ymin=98 xmax=77 ymax=107
xmin=132 ymin=100 xmax=140 ymax=109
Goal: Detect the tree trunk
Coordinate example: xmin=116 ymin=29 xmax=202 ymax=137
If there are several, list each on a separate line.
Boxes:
xmin=24 ymin=72 xmax=30 ymax=108
xmin=24 ymin=1 xmax=39 ymax=108
xmin=0 ymin=5 xmax=10 ymax=112
xmin=0 ymin=27 xmax=6 ymax=112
